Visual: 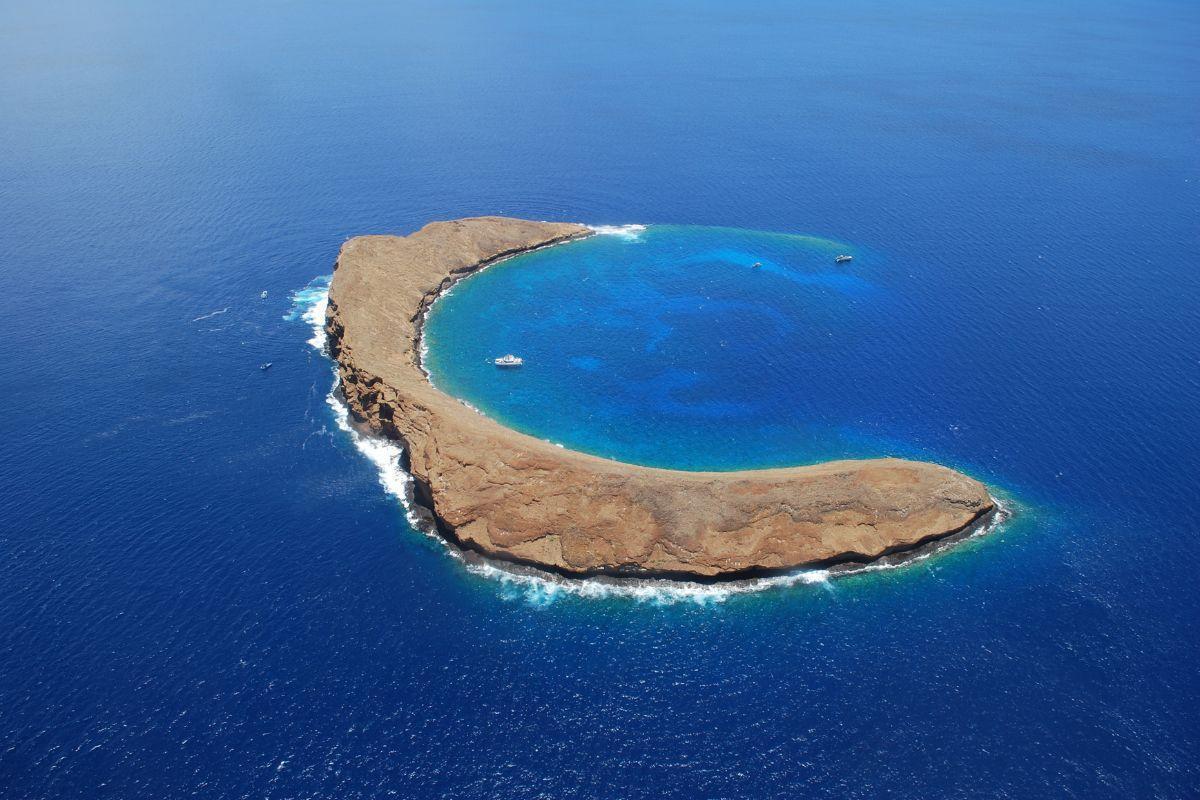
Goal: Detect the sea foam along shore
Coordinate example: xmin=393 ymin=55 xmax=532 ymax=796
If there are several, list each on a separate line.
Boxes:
xmin=588 ymin=223 xmax=647 ymax=241
xmin=286 ymin=268 xmax=1008 ymax=605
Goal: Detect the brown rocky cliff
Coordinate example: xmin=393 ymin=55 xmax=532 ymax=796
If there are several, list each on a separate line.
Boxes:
xmin=326 ymin=216 xmax=995 ymax=579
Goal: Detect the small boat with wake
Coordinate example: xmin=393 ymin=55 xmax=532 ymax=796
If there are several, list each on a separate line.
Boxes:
xmin=259 ymin=362 xmax=272 ymax=371
xmin=494 ymin=354 xmax=523 ymax=368
xmin=835 ymin=254 xmax=853 ymax=264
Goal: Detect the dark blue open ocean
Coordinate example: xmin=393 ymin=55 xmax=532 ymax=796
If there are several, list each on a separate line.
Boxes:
xmin=3 ymin=1 xmax=1198 ymax=797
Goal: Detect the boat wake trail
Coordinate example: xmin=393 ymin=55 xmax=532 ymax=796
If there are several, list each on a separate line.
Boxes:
xmin=283 ymin=275 xmax=331 ymax=349
xmin=192 ymin=307 xmax=230 ymax=322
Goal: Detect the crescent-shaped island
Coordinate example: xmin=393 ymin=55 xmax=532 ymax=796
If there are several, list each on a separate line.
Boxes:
xmin=325 ymin=217 xmax=996 ymax=580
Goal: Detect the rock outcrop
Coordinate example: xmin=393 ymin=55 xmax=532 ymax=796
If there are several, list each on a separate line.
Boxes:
xmin=326 ymin=217 xmax=995 ymax=580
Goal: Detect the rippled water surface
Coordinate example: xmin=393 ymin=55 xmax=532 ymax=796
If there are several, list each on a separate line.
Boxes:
xmin=3 ymin=1 xmax=1199 ymax=798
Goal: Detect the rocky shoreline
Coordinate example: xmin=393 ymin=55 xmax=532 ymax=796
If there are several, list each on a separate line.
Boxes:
xmin=325 ymin=217 xmax=996 ymax=580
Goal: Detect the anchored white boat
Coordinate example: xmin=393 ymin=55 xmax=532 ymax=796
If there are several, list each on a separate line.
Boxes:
xmin=494 ymin=354 xmax=523 ymax=367
xmin=835 ymin=254 xmax=853 ymax=264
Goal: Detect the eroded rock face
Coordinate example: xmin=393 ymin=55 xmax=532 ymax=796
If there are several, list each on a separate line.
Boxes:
xmin=326 ymin=217 xmax=995 ymax=579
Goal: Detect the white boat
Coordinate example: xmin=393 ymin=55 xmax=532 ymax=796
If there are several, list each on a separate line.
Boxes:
xmin=260 ymin=290 xmax=268 ymax=299
xmin=494 ymin=354 xmax=523 ymax=367
xmin=835 ymin=254 xmax=853 ymax=264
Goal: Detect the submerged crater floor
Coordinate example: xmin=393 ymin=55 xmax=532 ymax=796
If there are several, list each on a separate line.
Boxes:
xmin=325 ymin=216 xmax=995 ymax=580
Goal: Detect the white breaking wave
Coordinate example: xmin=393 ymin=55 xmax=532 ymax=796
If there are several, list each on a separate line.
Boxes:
xmin=589 ymin=223 xmax=647 ymax=241
xmin=464 ymin=559 xmax=832 ymax=607
xmin=324 ymin=376 xmax=439 ymax=536
xmin=284 ymin=275 xmax=331 ymax=349
xmin=286 ymin=255 xmax=1010 ymax=606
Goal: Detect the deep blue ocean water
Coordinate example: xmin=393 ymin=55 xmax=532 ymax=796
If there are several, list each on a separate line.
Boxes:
xmin=3 ymin=1 xmax=1199 ymax=797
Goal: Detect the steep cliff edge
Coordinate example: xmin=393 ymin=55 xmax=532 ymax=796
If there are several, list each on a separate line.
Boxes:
xmin=325 ymin=216 xmax=995 ymax=579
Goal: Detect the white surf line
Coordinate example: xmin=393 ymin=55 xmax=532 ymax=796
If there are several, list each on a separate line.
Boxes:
xmin=324 ymin=372 xmax=441 ymax=538
xmin=283 ymin=275 xmax=331 ymax=349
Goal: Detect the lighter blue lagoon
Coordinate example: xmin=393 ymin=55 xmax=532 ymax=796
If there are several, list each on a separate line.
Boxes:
xmin=425 ymin=224 xmax=964 ymax=472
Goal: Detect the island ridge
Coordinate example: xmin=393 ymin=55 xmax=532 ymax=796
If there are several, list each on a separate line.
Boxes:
xmin=325 ymin=217 xmax=995 ymax=580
